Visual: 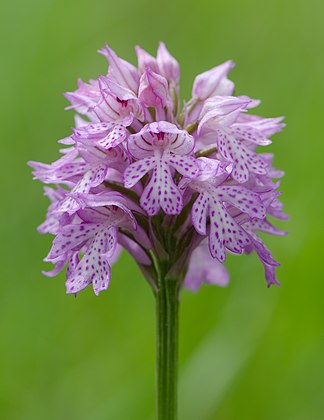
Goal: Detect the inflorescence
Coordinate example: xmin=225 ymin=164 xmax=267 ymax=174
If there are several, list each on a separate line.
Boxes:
xmin=29 ymin=43 xmax=287 ymax=295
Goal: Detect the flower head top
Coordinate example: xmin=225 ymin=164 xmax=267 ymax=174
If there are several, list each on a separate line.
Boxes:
xmin=29 ymin=43 xmax=287 ymax=295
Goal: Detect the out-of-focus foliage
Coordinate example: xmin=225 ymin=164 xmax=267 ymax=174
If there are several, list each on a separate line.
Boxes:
xmin=0 ymin=0 xmax=323 ymax=418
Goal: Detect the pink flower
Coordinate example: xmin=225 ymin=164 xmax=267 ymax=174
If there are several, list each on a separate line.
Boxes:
xmin=29 ymin=43 xmax=287 ymax=294
xmin=124 ymin=122 xmax=198 ymax=215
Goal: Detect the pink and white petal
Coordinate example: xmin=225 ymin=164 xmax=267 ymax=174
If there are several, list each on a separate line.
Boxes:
xmin=99 ymin=44 xmax=139 ymax=93
xmin=136 ymin=45 xmax=159 ymax=74
xmin=77 ymin=207 xmax=115 ymax=224
xmin=264 ymin=264 xmax=281 ymax=287
xmin=244 ymin=116 xmax=285 ymax=137
xmin=55 ymin=195 xmax=83 ymax=215
xmin=223 ymin=218 xmax=251 ymax=254
xmin=37 ymin=213 xmax=60 ymax=235
xmin=157 ymin=42 xmax=180 ymax=85
xmin=216 ymin=186 xmax=266 ymax=219
xmin=77 ymin=192 xmax=137 ymax=228
xmin=124 ymin=157 xmax=156 ymax=188
xmin=102 ymin=226 xmax=118 ymax=257
xmin=160 ymin=181 xmax=183 ymax=215
xmin=248 ymin=154 xmax=268 ymax=176
xmin=184 ymin=241 xmax=229 ymax=291
xmin=73 ymin=121 xmax=114 ymax=140
xmin=66 ymin=252 xmax=80 ymax=280
xmin=42 ymin=255 xmax=68 ymax=278
xmin=72 ymin=165 xmax=107 ymax=195
xmin=140 ymin=176 xmax=162 ymax=216
xmin=66 ymin=232 xmax=112 ymax=296
xmin=104 ymin=76 xmax=138 ymax=101
xmin=81 ymin=164 xmax=107 ymax=191
xmin=51 ymin=148 xmax=79 ymax=167
xmin=231 ymin=124 xmax=271 ymax=146
xmin=105 ymin=147 xmax=129 ymax=173
xmin=167 ymin=155 xmax=199 ymax=178
xmin=216 ymin=129 xmax=267 ymax=183
xmin=56 ymin=165 xmax=107 ymax=214
xmin=168 ymin=130 xmax=195 ymax=155
xmin=198 ymin=96 xmax=251 ymax=134
xmin=140 ymin=161 xmax=182 ymax=216
xmin=195 ymin=157 xmax=221 ymax=181
xmin=246 ymin=218 xmax=287 ymax=236
xmin=66 ymin=255 xmax=110 ymax=296
xmin=98 ymin=125 xmax=128 ymax=149
xmin=209 ymin=201 xmax=250 ymax=257
xmin=192 ymin=61 xmax=235 ymax=100
xmin=46 ymin=223 xmax=101 ymax=260
xmin=78 ymin=200 xmax=136 ymax=230
xmin=108 ymin=243 xmax=123 ymax=266
xmin=192 ymin=193 xmax=209 ymax=235
xmin=208 ymin=200 xmax=226 ymax=262
xmin=158 ymin=161 xmax=183 ymax=215
xmin=128 ymin=131 xmax=155 ymax=159
xmin=251 ymin=234 xmax=279 ymax=266
xmin=77 ymin=145 xmax=106 ymax=164
xmin=54 ymin=162 xmax=88 ymax=181
xmin=138 ymin=68 xmax=169 ymax=109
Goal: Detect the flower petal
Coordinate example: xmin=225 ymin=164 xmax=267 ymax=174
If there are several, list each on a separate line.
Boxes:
xmin=192 ymin=61 xmax=235 ymax=101
xmin=198 ymin=96 xmax=251 ymax=134
xmin=66 ymin=226 xmax=117 ymax=295
xmin=157 ymin=42 xmax=180 ymax=85
xmin=124 ymin=157 xmax=156 ymax=188
xmin=167 ymin=155 xmax=199 ymax=178
xmin=140 ymin=160 xmax=183 ymax=215
xmin=231 ymin=124 xmax=272 ymax=146
xmin=184 ymin=241 xmax=229 ymax=291
xmin=138 ymin=68 xmax=169 ymax=109
xmin=191 ymin=193 xmax=209 ymax=235
xmin=216 ymin=186 xmax=266 ymax=219
xmin=135 ymin=45 xmax=159 ymax=74
xmin=98 ymin=125 xmax=128 ymax=149
xmin=99 ymin=44 xmax=139 ymax=93
xmin=46 ymin=223 xmax=101 ymax=260
xmin=208 ymin=199 xmax=250 ymax=261
xmin=216 ymin=129 xmax=267 ymax=183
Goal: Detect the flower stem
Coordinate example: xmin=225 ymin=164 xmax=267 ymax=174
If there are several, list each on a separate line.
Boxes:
xmin=155 ymin=269 xmax=180 ymax=420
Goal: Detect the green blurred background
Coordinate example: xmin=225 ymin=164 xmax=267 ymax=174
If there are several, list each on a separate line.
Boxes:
xmin=1 ymin=0 xmax=323 ymax=418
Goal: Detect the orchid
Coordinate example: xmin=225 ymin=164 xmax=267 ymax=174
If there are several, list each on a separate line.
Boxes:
xmin=29 ymin=43 xmax=287 ymax=420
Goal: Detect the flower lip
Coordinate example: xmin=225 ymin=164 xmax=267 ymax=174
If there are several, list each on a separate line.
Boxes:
xmin=127 ymin=121 xmax=195 ymax=159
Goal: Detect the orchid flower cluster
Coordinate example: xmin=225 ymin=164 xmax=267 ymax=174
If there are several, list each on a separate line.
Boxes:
xmin=29 ymin=43 xmax=287 ymax=296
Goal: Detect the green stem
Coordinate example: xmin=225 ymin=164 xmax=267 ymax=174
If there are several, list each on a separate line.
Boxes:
xmin=155 ymin=271 xmax=180 ymax=420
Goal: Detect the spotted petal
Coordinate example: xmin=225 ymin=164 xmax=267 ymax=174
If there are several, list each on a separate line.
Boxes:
xmin=66 ymin=226 xmax=117 ymax=295
xmin=231 ymin=124 xmax=272 ymax=146
xmin=191 ymin=193 xmax=209 ymax=235
xmin=208 ymin=200 xmax=250 ymax=261
xmin=57 ymin=164 xmax=107 ymax=214
xmin=216 ymin=186 xmax=266 ymax=219
xmin=124 ymin=157 xmax=156 ymax=188
xmin=167 ymin=155 xmax=199 ymax=178
xmin=98 ymin=125 xmax=128 ymax=149
xmin=46 ymin=223 xmax=101 ymax=260
xmin=140 ymin=160 xmax=182 ymax=215
xmin=216 ymin=129 xmax=267 ymax=183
